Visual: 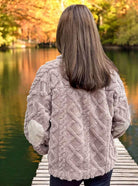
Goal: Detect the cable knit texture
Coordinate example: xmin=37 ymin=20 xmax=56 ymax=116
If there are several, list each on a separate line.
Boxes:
xmin=24 ymin=55 xmax=131 ymax=181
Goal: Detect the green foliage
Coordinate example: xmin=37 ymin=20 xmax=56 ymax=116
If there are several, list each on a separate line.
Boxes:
xmin=0 ymin=12 xmax=18 ymax=47
xmin=114 ymin=8 xmax=138 ymax=45
xmin=99 ymin=12 xmax=119 ymax=44
xmin=89 ymin=0 xmax=138 ymax=46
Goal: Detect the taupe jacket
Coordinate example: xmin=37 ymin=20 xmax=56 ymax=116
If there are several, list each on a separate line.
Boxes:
xmin=24 ymin=55 xmax=131 ymax=181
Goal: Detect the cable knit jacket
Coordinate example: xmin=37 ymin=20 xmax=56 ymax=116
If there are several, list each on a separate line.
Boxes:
xmin=24 ymin=54 xmax=131 ymax=181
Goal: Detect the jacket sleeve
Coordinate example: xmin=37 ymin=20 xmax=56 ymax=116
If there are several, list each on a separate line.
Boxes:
xmin=111 ymin=76 xmax=131 ymax=139
xmin=24 ymin=66 xmax=51 ymax=155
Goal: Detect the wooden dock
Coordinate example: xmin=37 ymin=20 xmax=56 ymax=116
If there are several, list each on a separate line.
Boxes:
xmin=32 ymin=138 xmax=138 ymax=186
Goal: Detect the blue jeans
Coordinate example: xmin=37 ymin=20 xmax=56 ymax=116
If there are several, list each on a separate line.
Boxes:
xmin=50 ymin=169 xmax=113 ymax=186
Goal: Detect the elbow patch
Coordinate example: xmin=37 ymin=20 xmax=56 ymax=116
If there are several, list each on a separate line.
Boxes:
xmin=27 ymin=119 xmax=45 ymax=147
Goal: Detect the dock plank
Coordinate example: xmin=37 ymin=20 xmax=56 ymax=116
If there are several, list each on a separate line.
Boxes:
xmin=32 ymin=138 xmax=138 ymax=186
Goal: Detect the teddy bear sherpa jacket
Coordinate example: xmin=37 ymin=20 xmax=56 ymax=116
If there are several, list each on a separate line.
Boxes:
xmin=24 ymin=54 xmax=131 ymax=181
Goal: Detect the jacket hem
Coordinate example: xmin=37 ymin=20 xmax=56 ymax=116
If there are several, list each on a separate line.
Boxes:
xmin=48 ymin=161 xmax=116 ymax=181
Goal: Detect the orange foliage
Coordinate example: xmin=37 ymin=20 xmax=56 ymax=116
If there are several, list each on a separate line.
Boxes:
xmin=1 ymin=0 xmax=62 ymax=42
xmin=0 ymin=0 xmax=137 ymax=43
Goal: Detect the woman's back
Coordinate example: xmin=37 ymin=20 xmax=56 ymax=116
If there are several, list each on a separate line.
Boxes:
xmin=24 ymin=54 xmax=131 ymax=181
xmin=24 ymin=4 xmax=131 ymax=185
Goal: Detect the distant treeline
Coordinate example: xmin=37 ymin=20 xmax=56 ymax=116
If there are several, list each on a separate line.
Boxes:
xmin=0 ymin=0 xmax=138 ymax=49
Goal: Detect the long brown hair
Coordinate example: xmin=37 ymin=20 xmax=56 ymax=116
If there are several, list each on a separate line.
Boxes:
xmin=56 ymin=4 xmax=118 ymax=92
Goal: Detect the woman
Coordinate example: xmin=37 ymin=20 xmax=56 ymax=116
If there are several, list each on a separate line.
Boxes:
xmin=24 ymin=4 xmax=131 ymax=186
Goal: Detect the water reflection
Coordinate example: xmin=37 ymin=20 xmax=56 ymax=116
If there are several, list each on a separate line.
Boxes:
xmin=0 ymin=48 xmax=60 ymax=185
xmin=106 ymin=50 xmax=138 ymax=164
xmin=0 ymin=48 xmax=137 ymax=185
xmin=106 ymin=50 xmax=138 ymax=122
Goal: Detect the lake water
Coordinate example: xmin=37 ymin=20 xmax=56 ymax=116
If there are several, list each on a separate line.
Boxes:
xmin=0 ymin=48 xmax=137 ymax=186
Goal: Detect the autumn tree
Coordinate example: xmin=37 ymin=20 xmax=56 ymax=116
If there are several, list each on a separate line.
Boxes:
xmin=0 ymin=0 xmax=138 ymax=48
xmin=114 ymin=7 xmax=138 ymax=45
xmin=88 ymin=0 xmax=138 ymax=45
xmin=0 ymin=0 xmax=19 ymax=47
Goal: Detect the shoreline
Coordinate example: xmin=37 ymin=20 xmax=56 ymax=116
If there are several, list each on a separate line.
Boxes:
xmin=103 ymin=44 xmax=138 ymax=51
xmin=0 ymin=44 xmax=138 ymax=51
